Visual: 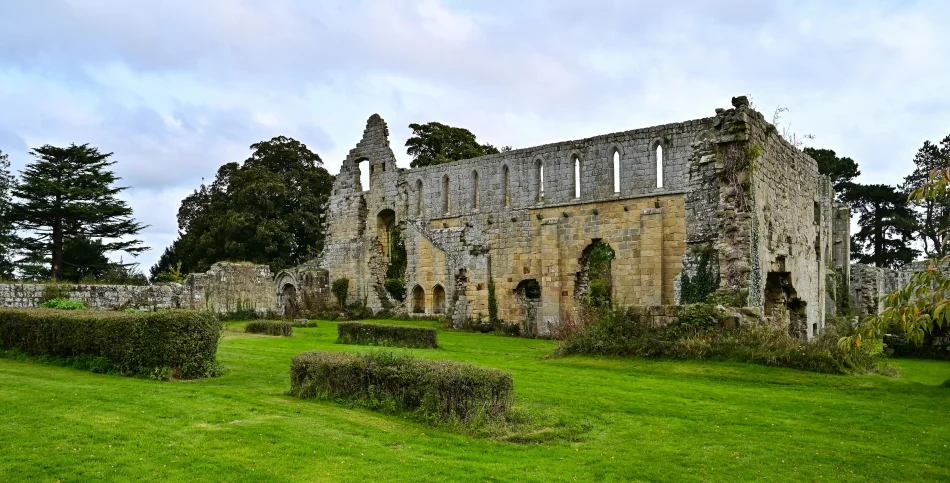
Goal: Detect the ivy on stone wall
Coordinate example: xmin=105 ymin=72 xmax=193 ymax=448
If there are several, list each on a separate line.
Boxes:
xmin=385 ymin=225 xmax=407 ymax=302
xmin=487 ymin=273 xmax=499 ymax=325
xmin=680 ymin=251 xmax=719 ymax=304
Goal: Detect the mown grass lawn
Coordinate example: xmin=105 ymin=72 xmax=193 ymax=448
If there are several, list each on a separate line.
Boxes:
xmin=1 ymin=319 xmax=948 ymax=482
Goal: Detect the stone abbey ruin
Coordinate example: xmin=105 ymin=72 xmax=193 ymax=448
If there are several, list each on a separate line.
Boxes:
xmin=0 ymin=96 xmax=915 ymax=338
xmin=279 ymin=95 xmax=852 ymax=338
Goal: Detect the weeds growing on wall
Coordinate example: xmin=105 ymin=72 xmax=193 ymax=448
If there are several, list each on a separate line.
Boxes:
xmin=38 ymin=298 xmax=87 ymax=310
xmin=555 ymin=306 xmax=891 ymax=375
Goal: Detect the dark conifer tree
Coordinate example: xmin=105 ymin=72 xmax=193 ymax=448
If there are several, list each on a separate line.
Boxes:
xmin=11 ymin=144 xmax=147 ymax=279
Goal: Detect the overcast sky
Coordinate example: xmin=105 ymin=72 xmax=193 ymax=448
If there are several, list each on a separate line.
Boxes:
xmin=1 ymin=0 xmax=948 ymax=273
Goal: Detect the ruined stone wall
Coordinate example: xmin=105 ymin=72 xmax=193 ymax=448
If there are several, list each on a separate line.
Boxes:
xmin=0 ymin=262 xmax=277 ymax=313
xmin=182 ymin=262 xmax=276 ymax=313
xmin=0 ymin=283 xmax=185 ymax=310
xmin=317 ymin=113 xmax=709 ymax=331
xmin=683 ymin=97 xmax=838 ymax=338
xmin=310 ymin=97 xmax=842 ymax=338
xmin=849 ymin=263 xmax=916 ymax=316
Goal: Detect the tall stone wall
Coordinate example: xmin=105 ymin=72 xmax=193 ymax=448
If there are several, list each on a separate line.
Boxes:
xmin=0 ymin=262 xmax=277 ymax=314
xmin=306 ymin=96 xmax=841 ymax=339
xmin=682 ymin=97 xmax=837 ymax=338
xmin=316 ymin=112 xmax=708 ymax=333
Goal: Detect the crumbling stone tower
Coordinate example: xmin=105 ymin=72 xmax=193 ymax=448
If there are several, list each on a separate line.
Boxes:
xmin=288 ymin=96 xmax=849 ymax=339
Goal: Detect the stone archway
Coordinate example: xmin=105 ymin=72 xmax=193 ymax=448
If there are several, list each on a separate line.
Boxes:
xmin=432 ymin=284 xmax=446 ymax=314
xmin=514 ymin=279 xmax=542 ymax=337
xmin=575 ymin=239 xmax=615 ymax=308
xmin=411 ymin=285 xmax=425 ymax=313
xmin=280 ymin=283 xmax=298 ymax=316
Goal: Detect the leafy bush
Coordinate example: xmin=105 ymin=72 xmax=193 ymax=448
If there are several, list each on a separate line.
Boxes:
xmin=38 ymin=298 xmax=87 ymax=310
xmin=556 ymin=306 xmax=888 ymax=374
xmin=331 ymin=278 xmax=349 ymax=308
xmin=292 ymin=319 xmax=319 ymax=328
xmin=384 ymin=278 xmax=406 ymax=302
xmin=245 ymin=320 xmax=293 ymax=336
xmin=289 ymin=350 xmax=513 ymax=423
xmin=337 ymin=321 xmax=438 ymax=348
xmin=0 ymin=308 xmax=221 ymax=379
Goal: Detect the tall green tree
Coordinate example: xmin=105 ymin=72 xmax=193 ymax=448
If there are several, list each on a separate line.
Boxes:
xmin=405 ymin=122 xmax=503 ymax=168
xmin=11 ymin=144 xmax=147 ymax=280
xmin=803 ymin=147 xmax=860 ymax=200
xmin=0 ymin=150 xmax=16 ymax=279
xmin=846 ymin=183 xmax=917 ymax=268
xmin=151 ymin=136 xmax=333 ymax=278
xmin=903 ymin=134 xmax=950 ymax=257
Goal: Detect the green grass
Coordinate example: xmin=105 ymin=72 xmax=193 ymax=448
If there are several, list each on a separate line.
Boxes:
xmin=0 ymin=319 xmax=948 ymax=482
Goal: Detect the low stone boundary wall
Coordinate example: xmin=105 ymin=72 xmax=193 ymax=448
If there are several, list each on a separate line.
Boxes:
xmin=0 ymin=262 xmax=278 ymax=314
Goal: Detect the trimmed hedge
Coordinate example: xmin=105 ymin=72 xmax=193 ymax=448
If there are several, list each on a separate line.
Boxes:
xmin=245 ymin=320 xmax=293 ymax=336
xmin=0 ymin=308 xmax=221 ymax=379
xmin=337 ymin=321 xmax=438 ymax=348
xmin=289 ymin=350 xmax=513 ymax=422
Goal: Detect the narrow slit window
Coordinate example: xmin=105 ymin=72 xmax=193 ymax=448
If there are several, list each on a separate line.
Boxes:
xmin=573 ymin=156 xmax=581 ymax=199
xmin=416 ymin=180 xmax=424 ymax=216
xmin=503 ymin=166 xmax=511 ymax=207
xmin=656 ymin=144 xmax=664 ymax=188
xmin=613 ymin=150 xmax=620 ymax=193
xmin=443 ymin=175 xmax=451 ymax=213
xmin=472 ymin=170 xmax=479 ymax=210
xmin=538 ymin=162 xmax=545 ymax=201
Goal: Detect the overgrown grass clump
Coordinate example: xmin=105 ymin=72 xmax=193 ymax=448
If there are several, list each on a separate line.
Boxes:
xmin=245 ymin=319 xmax=293 ymax=336
xmin=0 ymin=308 xmax=222 ymax=379
xmin=337 ymin=321 xmax=438 ymax=348
xmin=557 ymin=306 xmax=889 ymax=374
xmin=38 ymin=298 xmax=87 ymax=310
xmin=289 ymin=350 xmax=513 ymax=424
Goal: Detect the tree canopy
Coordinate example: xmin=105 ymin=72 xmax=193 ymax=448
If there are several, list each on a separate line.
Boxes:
xmin=903 ymin=134 xmax=950 ymax=258
xmin=804 ymin=147 xmax=860 ymax=200
xmin=150 ymin=136 xmax=333 ymax=278
xmin=845 ymin=163 xmax=950 ymax=350
xmin=846 ymin=183 xmax=917 ymax=268
xmin=10 ymin=144 xmax=147 ymax=280
xmin=405 ymin=122 xmax=507 ymax=168
xmin=0 ymin=150 xmax=16 ymax=279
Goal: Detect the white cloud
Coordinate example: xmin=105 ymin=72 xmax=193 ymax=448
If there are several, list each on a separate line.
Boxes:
xmin=0 ymin=0 xmax=948 ymax=272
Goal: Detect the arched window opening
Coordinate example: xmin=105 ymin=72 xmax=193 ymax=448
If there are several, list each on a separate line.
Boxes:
xmin=432 ymin=284 xmax=446 ymax=314
xmin=472 ymin=170 xmax=480 ymax=210
xmin=656 ymin=144 xmax=664 ymax=188
xmin=356 ymin=159 xmax=370 ymax=191
xmin=442 ymin=175 xmax=451 ymax=214
xmin=612 ymin=150 xmax=621 ymax=193
xmin=573 ymin=156 xmax=581 ymax=199
xmin=503 ymin=165 xmax=511 ymax=207
xmin=415 ymin=180 xmax=424 ymax=216
xmin=537 ymin=161 xmax=545 ymax=201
